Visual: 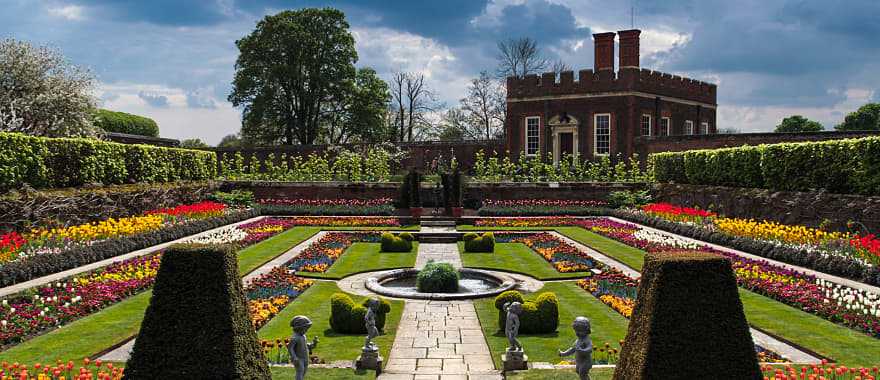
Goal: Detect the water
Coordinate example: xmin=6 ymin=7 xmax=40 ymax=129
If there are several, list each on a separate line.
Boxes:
xmin=381 ymin=273 xmax=501 ymax=293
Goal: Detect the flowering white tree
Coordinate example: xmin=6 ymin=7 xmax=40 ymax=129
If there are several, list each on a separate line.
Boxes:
xmin=0 ymin=38 xmax=98 ymax=137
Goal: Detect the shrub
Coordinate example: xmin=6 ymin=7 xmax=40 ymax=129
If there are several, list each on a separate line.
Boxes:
xmin=607 ymin=190 xmax=652 ymax=208
xmin=209 ymin=190 xmax=254 ymax=208
xmin=613 ymin=252 xmax=760 ymax=380
xmin=93 ymin=109 xmax=160 ymax=137
xmin=124 ymin=244 xmax=270 ymax=379
xmin=380 ymin=232 xmax=413 ymax=252
xmin=0 ymin=132 xmax=216 ymax=191
xmin=329 ymin=293 xmax=391 ymax=334
xmin=493 ymin=290 xmax=559 ymax=334
xmin=416 ymin=262 xmax=459 ymax=292
xmin=464 ymin=232 xmax=495 ymax=252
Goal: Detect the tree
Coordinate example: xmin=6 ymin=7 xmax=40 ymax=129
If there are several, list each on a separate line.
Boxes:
xmin=432 ymin=107 xmax=469 ymax=141
xmin=0 ymin=38 xmax=98 ymax=137
xmin=217 ymin=134 xmax=243 ymax=148
xmin=496 ymin=37 xmax=548 ymax=78
xmin=389 ymin=71 xmax=438 ymax=142
xmin=774 ymin=115 xmax=824 ymax=133
xmin=835 ymin=103 xmax=880 ymax=131
xmin=180 ymin=138 xmax=209 ymax=148
xmin=551 ymin=59 xmax=572 ymax=74
xmin=93 ymin=109 xmax=159 ymax=137
xmin=460 ymin=71 xmax=505 ymax=140
xmin=323 ymin=67 xmax=391 ymax=144
xmin=229 ymin=8 xmax=358 ymax=145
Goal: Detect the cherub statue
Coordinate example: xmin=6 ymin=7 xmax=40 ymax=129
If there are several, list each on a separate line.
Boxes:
xmin=363 ymin=298 xmax=380 ymax=352
xmin=289 ymin=315 xmax=319 ymax=380
xmin=503 ymin=301 xmax=523 ymax=352
xmin=559 ymin=316 xmax=593 ymax=380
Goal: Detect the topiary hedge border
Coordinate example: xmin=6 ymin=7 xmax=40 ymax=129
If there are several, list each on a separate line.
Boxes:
xmin=0 ymin=209 xmax=258 ymax=287
xmin=651 ymin=136 xmax=880 ymax=195
xmin=0 ymin=132 xmax=216 ymax=192
xmin=493 ymin=290 xmax=559 ymax=334
xmin=329 ymin=293 xmax=392 ymax=334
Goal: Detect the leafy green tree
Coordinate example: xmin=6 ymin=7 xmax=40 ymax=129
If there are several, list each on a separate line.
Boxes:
xmin=835 ymin=103 xmax=880 ymax=131
xmin=217 ymin=134 xmax=243 ymax=148
xmin=180 ymin=138 xmax=209 ymax=148
xmin=774 ymin=115 xmax=824 ymax=133
xmin=94 ymin=109 xmax=159 ymax=137
xmin=323 ymin=67 xmax=392 ymax=143
xmin=229 ymin=8 xmax=358 ymax=145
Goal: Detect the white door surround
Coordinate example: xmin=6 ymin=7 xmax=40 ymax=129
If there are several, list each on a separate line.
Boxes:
xmin=547 ymin=114 xmax=579 ymax=164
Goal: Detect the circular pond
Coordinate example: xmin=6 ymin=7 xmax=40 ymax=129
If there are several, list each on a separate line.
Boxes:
xmin=365 ymin=268 xmax=516 ymax=300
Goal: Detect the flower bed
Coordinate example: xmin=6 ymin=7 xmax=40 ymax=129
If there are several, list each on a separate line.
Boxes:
xmin=258 ymin=198 xmax=395 ymax=216
xmin=497 ymin=232 xmax=601 ymax=273
xmin=0 ymin=358 xmax=123 ymax=379
xmin=477 ymin=199 xmax=607 ymax=216
xmin=285 ymin=217 xmax=402 ymax=227
xmin=641 ymin=202 xmax=715 ymax=224
xmin=286 ymin=232 xmax=380 ymax=273
xmin=0 ymin=218 xmax=295 ymax=349
xmin=245 ymin=267 xmax=313 ymax=329
xmin=762 ymin=361 xmax=880 ymax=379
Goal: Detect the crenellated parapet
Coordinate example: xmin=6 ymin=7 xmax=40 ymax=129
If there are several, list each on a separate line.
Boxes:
xmin=507 ymin=67 xmax=716 ymax=105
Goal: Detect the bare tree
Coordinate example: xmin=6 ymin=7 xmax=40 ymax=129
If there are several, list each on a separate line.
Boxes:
xmin=389 ymin=72 xmax=407 ymax=142
xmin=551 ymin=59 xmax=571 ymax=74
xmin=460 ymin=71 xmax=505 ymax=140
xmin=389 ymin=71 xmax=439 ymax=142
xmin=495 ymin=37 xmax=548 ymax=79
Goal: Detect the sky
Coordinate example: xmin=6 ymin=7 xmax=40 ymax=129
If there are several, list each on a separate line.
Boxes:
xmin=2 ymin=0 xmax=879 ymax=144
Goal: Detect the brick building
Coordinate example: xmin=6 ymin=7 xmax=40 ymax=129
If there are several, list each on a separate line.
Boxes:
xmin=505 ymin=29 xmax=717 ymax=162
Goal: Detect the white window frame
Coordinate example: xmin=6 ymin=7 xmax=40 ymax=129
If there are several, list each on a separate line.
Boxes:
xmin=525 ymin=116 xmax=540 ymax=156
xmin=701 ymin=121 xmax=710 ymax=135
xmin=660 ymin=117 xmax=670 ymax=136
xmin=685 ymin=120 xmax=694 ymax=135
xmin=640 ymin=114 xmax=652 ymax=136
xmin=594 ymin=113 xmax=611 ymax=156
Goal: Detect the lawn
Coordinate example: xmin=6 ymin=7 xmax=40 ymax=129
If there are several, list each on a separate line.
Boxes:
xmin=270 ymin=367 xmax=376 ymax=379
xmin=473 ymin=282 xmax=629 ymax=369
xmin=258 ymin=281 xmax=404 ymax=365
xmin=554 ymin=226 xmax=880 ymax=367
xmin=0 ymin=226 xmax=321 ymax=364
xmin=459 ymin=242 xmax=590 ymax=280
xmin=297 ymin=242 xmax=418 ymax=279
xmin=507 ymin=368 xmax=615 ymax=380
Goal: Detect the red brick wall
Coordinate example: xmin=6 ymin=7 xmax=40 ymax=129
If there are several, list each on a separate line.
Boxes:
xmin=634 ymin=131 xmax=880 ymax=157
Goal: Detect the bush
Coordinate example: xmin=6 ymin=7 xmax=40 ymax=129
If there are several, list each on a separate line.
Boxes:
xmin=380 ymin=232 xmax=413 ymax=252
xmin=0 ymin=132 xmax=216 ymax=191
xmin=463 ymin=232 xmax=495 ymax=252
xmin=124 ymin=244 xmax=270 ymax=379
xmin=416 ymin=262 xmax=459 ymax=292
xmin=493 ymin=290 xmax=559 ymax=334
xmin=613 ymin=252 xmax=760 ymax=380
xmin=93 ymin=109 xmax=160 ymax=137
xmin=329 ymin=293 xmax=391 ymax=334
xmin=607 ymin=190 xmax=652 ymax=208
xmin=650 ymin=136 xmax=880 ymax=195
xmin=209 ymin=190 xmax=254 ymax=208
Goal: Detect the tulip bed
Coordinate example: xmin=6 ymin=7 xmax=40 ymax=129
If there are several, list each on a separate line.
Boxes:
xmin=496 ymin=232 xmax=601 ymax=273
xmin=257 ymin=198 xmax=395 ymax=216
xmin=245 ymin=268 xmax=314 ymax=329
xmin=285 ymin=232 xmax=380 ymax=273
xmin=0 ymin=358 xmax=123 ymax=380
xmin=284 ymin=216 xmax=402 ymax=228
xmin=478 ymin=199 xmax=607 ymax=216
xmin=0 ymin=218 xmax=298 ymax=350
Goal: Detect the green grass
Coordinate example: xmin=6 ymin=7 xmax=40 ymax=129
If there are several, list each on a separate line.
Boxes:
xmin=474 ymin=282 xmax=629 ymax=369
xmin=258 ymin=282 xmax=403 ymax=365
xmin=297 ymin=242 xmax=418 ymax=280
xmin=270 ymin=367 xmax=376 ymax=379
xmin=459 ymin=242 xmax=590 ymax=280
xmin=507 ymin=368 xmax=615 ymax=380
xmin=554 ymin=226 xmax=880 ymax=367
xmin=0 ymin=226 xmax=321 ymax=364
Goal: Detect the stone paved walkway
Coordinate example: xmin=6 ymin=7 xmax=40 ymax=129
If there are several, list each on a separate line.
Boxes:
xmin=378 ymin=300 xmax=501 ymax=380
xmin=415 ymin=243 xmax=462 ymax=269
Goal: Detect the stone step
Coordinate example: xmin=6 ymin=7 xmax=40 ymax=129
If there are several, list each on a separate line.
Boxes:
xmin=418 ymin=235 xmax=459 ymax=243
xmin=420 ymin=220 xmax=457 ymax=227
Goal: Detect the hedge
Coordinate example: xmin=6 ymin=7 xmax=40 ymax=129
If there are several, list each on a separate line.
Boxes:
xmin=0 ymin=209 xmax=257 ymax=287
xmin=124 ymin=244 xmax=270 ymax=379
xmin=329 ymin=293 xmax=391 ymax=334
xmin=416 ymin=261 xmax=459 ymax=293
xmin=94 ymin=109 xmax=160 ymax=137
xmin=493 ymin=290 xmax=559 ymax=334
xmin=0 ymin=132 xmax=216 ymax=191
xmin=613 ymin=251 xmax=760 ymax=380
xmin=380 ymin=232 xmax=413 ymax=252
xmin=463 ymin=232 xmax=495 ymax=252
xmin=650 ymin=136 xmax=880 ymax=195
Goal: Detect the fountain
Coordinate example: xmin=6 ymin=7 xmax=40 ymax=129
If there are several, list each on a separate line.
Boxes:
xmin=365 ymin=268 xmax=516 ymax=300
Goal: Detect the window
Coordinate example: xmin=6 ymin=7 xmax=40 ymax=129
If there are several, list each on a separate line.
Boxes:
xmin=594 ymin=113 xmax=611 ymax=155
xmin=685 ymin=120 xmax=694 ymax=135
xmin=701 ymin=121 xmax=710 ymax=135
xmin=525 ymin=116 xmax=540 ymax=156
xmin=640 ymin=114 xmax=652 ymax=136
xmin=660 ymin=117 xmax=670 ymax=136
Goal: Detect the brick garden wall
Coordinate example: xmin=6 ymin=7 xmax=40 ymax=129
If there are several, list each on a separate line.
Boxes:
xmin=635 ymin=131 xmax=880 ymax=156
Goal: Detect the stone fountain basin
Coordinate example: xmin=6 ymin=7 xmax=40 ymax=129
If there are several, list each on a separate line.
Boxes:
xmin=365 ymin=268 xmax=516 ymax=300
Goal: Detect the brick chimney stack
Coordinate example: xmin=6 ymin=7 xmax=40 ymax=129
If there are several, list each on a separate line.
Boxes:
xmin=618 ymin=29 xmax=641 ymax=69
xmin=593 ymin=32 xmax=616 ymax=71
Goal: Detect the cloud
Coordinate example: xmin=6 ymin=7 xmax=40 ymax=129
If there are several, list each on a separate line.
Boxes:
xmin=47 ymin=4 xmax=85 ymax=21
xmin=186 ymin=91 xmax=218 ymax=109
xmin=137 ymin=91 xmax=170 ymax=108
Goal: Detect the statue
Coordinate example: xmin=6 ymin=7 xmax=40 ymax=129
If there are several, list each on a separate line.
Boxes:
xmin=363 ymin=298 xmax=380 ymax=352
xmin=504 ymin=301 xmax=523 ymax=352
xmin=288 ymin=315 xmax=318 ymax=380
xmin=559 ymin=316 xmax=593 ymax=380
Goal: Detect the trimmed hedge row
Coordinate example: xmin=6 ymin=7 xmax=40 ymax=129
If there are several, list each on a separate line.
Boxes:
xmin=0 ymin=209 xmax=258 ymax=287
xmin=329 ymin=293 xmax=391 ymax=334
xmin=651 ymin=136 xmax=880 ymax=195
xmin=380 ymin=232 xmax=414 ymax=252
xmin=494 ymin=290 xmax=559 ymax=334
xmin=0 ymin=132 xmax=216 ymax=191
xmin=611 ymin=210 xmax=880 ymax=286
xmin=463 ymin=232 xmax=495 ymax=252
xmin=94 ymin=109 xmax=160 ymax=137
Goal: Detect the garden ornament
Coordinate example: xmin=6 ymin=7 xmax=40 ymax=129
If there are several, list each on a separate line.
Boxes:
xmin=288 ymin=315 xmax=318 ymax=380
xmin=559 ymin=316 xmax=593 ymax=380
xmin=363 ymin=298 xmax=380 ymax=352
xmin=504 ymin=301 xmax=524 ymax=352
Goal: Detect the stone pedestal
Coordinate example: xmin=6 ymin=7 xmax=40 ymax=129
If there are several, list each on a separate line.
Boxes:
xmin=502 ymin=350 xmax=528 ymax=371
xmin=356 ymin=348 xmax=383 ymax=372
